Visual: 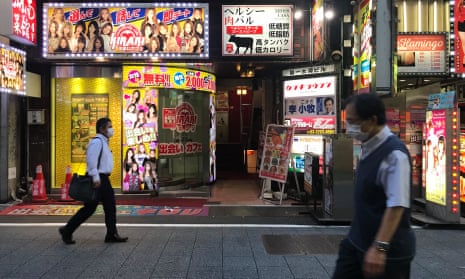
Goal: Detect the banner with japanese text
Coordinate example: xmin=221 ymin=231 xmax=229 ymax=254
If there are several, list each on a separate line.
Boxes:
xmin=122 ymin=65 xmax=215 ymax=93
xmin=222 ymin=5 xmax=293 ymax=56
xmin=259 ymin=125 xmax=294 ymax=183
xmin=12 ymin=0 xmax=37 ymax=44
xmin=0 ymin=44 xmax=26 ymax=95
xmin=43 ymin=3 xmax=208 ymax=59
xmin=283 ymin=76 xmax=337 ymax=134
xmin=353 ymin=0 xmax=372 ymax=93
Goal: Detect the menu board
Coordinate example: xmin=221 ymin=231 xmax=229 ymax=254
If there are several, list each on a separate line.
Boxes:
xmin=398 ymin=33 xmax=446 ymax=74
xmin=222 ymin=5 xmax=293 ymax=56
xmin=71 ymin=94 xmax=109 ymax=162
xmin=258 ymin=124 xmax=294 ymax=183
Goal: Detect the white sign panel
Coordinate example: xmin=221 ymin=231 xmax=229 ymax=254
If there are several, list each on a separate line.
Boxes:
xmin=222 ymin=5 xmax=293 ymax=56
xmin=283 ymin=76 xmax=336 ymax=98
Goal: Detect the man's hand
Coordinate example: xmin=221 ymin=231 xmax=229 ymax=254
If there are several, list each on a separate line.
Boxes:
xmin=363 ymin=245 xmax=386 ymax=278
xmin=93 ymin=181 xmax=101 ymax=188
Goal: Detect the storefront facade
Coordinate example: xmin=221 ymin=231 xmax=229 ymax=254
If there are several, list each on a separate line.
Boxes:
xmin=51 ymin=65 xmax=216 ymax=192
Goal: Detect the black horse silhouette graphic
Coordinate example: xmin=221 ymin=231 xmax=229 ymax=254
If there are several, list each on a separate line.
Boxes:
xmin=228 ymin=35 xmax=253 ymax=54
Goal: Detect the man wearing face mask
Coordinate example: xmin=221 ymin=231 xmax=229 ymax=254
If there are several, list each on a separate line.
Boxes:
xmin=332 ymin=94 xmax=415 ymax=279
xmin=59 ymin=118 xmax=128 ymax=244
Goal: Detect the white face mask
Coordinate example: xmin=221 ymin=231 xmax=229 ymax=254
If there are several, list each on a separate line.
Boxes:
xmin=346 ymin=123 xmax=369 ymax=142
xmin=106 ymin=127 xmax=114 ymax=138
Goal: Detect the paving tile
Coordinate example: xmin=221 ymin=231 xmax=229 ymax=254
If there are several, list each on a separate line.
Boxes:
xmin=223 ymin=266 xmax=259 ymax=279
xmin=223 ymin=256 xmax=256 ymax=269
xmin=186 ymin=268 xmax=222 ymax=279
xmin=257 ymin=266 xmax=294 ymax=279
xmin=190 ymin=248 xmax=223 ymax=267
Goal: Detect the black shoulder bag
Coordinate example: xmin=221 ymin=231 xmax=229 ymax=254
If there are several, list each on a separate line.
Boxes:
xmin=69 ymin=138 xmax=103 ymax=203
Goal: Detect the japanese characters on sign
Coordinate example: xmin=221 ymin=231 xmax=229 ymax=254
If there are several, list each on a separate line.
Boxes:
xmin=43 ymin=3 xmax=209 ymax=59
xmin=353 ymin=0 xmax=372 ymax=94
xmin=123 ymin=66 xmax=215 ymax=93
xmin=0 ymin=43 xmax=26 ymax=95
xmin=12 ymin=0 xmax=37 ymax=44
xmin=398 ymin=33 xmax=446 ymax=74
xmin=222 ymin=5 xmax=293 ymax=56
xmin=283 ymin=76 xmax=337 ymax=135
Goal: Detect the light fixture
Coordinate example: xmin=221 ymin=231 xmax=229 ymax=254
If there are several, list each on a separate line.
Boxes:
xmin=294 ymin=10 xmax=303 ymax=20
xmin=236 ymin=87 xmax=247 ymax=95
xmin=325 ymin=9 xmax=334 ymax=20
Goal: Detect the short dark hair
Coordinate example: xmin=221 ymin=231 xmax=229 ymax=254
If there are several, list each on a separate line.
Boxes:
xmin=343 ymin=93 xmax=386 ymax=125
xmin=324 ymin=97 xmax=334 ymax=105
xmin=96 ymin=117 xmax=111 ymax=134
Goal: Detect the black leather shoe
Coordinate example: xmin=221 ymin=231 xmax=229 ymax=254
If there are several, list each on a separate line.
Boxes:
xmin=105 ymin=233 xmax=128 ymax=243
xmin=59 ymin=226 xmax=76 ymax=245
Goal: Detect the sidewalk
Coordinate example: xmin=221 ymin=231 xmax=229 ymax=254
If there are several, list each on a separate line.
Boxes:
xmin=0 ymin=223 xmax=463 ymax=279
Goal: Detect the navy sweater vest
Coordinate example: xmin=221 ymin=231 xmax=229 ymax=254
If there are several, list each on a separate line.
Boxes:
xmin=348 ymin=135 xmax=415 ymax=259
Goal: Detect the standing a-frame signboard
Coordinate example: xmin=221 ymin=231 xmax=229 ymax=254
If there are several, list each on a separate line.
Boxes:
xmin=259 ymin=124 xmax=295 ymax=204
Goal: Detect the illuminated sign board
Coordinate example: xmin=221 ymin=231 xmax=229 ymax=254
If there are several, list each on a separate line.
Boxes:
xmin=222 ymin=5 xmax=293 ymax=56
xmin=283 ymin=76 xmax=336 ymax=98
xmin=283 ymin=76 xmax=337 ymax=134
xmin=0 ymin=43 xmax=26 ymax=95
xmin=12 ymin=0 xmax=37 ymax=44
xmin=122 ymin=65 xmax=215 ymax=93
xmin=398 ymin=33 xmax=447 ymax=74
xmin=43 ymin=3 xmax=209 ymax=59
xmin=425 ymin=109 xmax=446 ymax=206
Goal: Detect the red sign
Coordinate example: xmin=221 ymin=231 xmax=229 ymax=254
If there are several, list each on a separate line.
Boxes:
xmin=289 ymin=117 xmax=336 ymax=134
xmin=12 ymin=0 xmax=37 ymax=44
xmin=158 ymin=142 xmax=203 ymax=155
xmin=162 ymin=108 xmax=176 ymax=129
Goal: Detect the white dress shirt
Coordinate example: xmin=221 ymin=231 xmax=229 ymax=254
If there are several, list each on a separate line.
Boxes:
xmin=86 ymin=133 xmax=114 ymax=183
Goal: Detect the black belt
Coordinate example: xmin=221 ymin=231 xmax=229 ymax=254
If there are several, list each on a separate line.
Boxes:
xmin=99 ymin=173 xmax=110 ymax=176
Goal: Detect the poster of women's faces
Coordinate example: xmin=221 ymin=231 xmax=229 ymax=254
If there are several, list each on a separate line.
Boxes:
xmin=424 ymin=110 xmax=447 ymax=206
xmin=43 ymin=4 xmax=208 ymax=57
xmin=122 ymin=88 xmax=158 ymax=192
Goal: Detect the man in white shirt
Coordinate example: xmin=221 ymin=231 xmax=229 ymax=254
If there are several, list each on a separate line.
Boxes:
xmin=59 ymin=118 xmax=128 ymax=244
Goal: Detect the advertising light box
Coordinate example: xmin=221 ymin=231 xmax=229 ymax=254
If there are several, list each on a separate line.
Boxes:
xmin=398 ymin=33 xmax=447 ymax=74
xmin=43 ymin=3 xmax=209 ymax=59
xmin=0 ymin=43 xmax=26 ymax=95
xmin=222 ymin=5 xmax=293 ymax=56
xmin=12 ymin=0 xmax=37 ymax=45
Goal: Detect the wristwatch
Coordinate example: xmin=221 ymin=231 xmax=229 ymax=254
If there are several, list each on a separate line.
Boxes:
xmin=373 ymin=240 xmax=390 ymax=253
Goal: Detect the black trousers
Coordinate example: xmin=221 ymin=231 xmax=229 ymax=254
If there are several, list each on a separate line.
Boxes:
xmin=332 ymin=238 xmax=412 ymax=279
xmin=64 ymin=174 xmax=117 ymax=235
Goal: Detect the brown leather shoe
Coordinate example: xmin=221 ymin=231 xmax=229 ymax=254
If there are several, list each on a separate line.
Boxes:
xmin=104 ymin=233 xmax=128 ymax=243
xmin=59 ymin=226 xmax=76 ymax=245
